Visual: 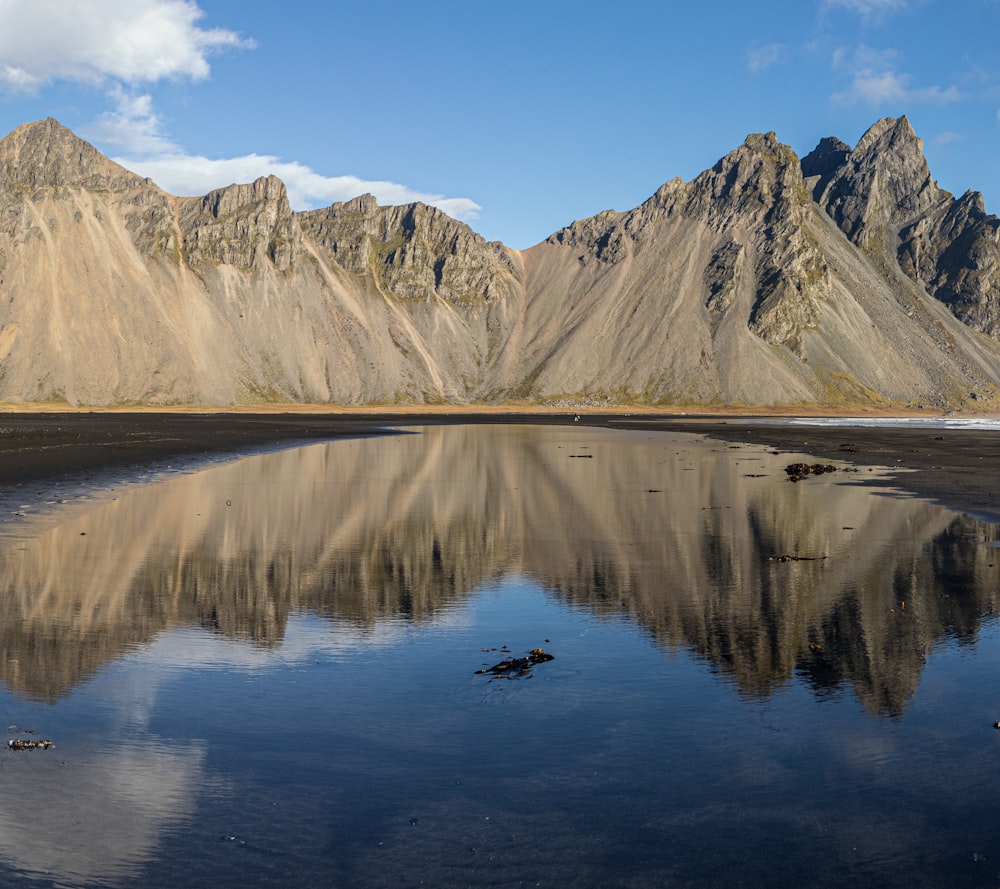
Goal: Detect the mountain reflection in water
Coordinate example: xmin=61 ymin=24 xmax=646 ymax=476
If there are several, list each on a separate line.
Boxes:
xmin=0 ymin=424 xmax=996 ymax=716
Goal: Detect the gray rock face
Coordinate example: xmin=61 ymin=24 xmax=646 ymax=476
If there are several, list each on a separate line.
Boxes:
xmin=0 ymin=118 xmax=148 ymax=194
xmin=811 ymin=116 xmax=945 ymax=254
xmin=703 ymin=240 xmax=744 ymax=315
xmin=179 ymin=176 xmax=296 ymax=271
xmin=299 ymin=194 xmax=522 ymax=304
xmin=800 ymin=136 xmax=851 ymax=191
xmin=897 ymin=189 xmax=1000 ymax=337
xmin=805 ymin=116 xmax=1000 ymax=338
xmin=1 ymin=115 xmax=1000 ymax=409
xmin=685 ymin=132 xmax=827 ymax=352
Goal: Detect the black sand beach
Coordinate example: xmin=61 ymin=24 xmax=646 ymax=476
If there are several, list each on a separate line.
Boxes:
xmin=664 ymin=417 xmax=1000 ymax=523
xmin=0 ymin=411 xmax=998 ymax=524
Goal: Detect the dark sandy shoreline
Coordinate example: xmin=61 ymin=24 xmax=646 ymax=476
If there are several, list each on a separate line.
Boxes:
xmin=0 ymin=411 xmax=998 ymax=525
xmin=653 ymin=416 xmax=1000 ymax=523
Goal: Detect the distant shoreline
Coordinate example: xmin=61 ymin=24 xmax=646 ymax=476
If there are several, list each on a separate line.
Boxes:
xmin=4 ymin=401 xmax=998 ymax=418
xmin=0 ymin=410 xmax=998 ymax=526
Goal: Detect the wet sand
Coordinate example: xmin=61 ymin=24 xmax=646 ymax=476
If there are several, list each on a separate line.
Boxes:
xmin=0 ymin=411 xmax=998 ymax=524
xmin=650 ymin=417 xmax=1000 ymax=523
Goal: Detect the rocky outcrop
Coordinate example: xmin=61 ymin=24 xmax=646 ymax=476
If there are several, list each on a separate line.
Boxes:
xmin=809 ymin=116 xmax=946 ymax=256
xmin=802 ymin=117 xmax=1000 ymax=339
xmin=897 ymin=190 xmax=1000 ymax=337
xmin=178 ymin=175 xmax=296 ymax=271
xmin=686 ymin=132 xmax=828 ymax=351
xmin=0 ymin=118 xmax=148 ymax=194
xmin=299 ymin=194 xmax=522 ymax=304
xmin=800 ymin=136 xmax=851 ymax=189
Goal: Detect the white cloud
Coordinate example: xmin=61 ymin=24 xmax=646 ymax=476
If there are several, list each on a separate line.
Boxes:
xmin=746 ymin=44 xmax=785 ymax=73
xmin=113 ymin=150 xmax=483 ymax=221
xmin=82 ymin=87 xmax=181 ymax=154
xmin=831 ymin=44 xmax=962 ymax=106
xmin=0 ymin=0 xmax=251 ymax=92
xmin=823 ymin=0 xmax=912 ymax=19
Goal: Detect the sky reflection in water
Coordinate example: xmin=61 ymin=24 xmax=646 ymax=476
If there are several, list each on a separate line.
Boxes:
xmin=0 ymin=424 xmax=997 ymax=888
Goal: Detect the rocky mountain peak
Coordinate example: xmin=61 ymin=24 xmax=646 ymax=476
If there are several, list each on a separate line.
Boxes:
xmin=812 ymin=116 xmax=944 ymax=253
xmin=196 ymin=174 xmax=290 ymax=219
xmin=680 ymin=131 xmax=811 ymax=232
xmin=178 ymin=175 xmax=296 ymax=271
xmin=298 ymin=194 xmax=521 ymax=303
xmin=0 ymin=118 xmax=148 ymax=194
xmin=800 ymin=136 xmax=850 ymax=197
xmin=855 ymin=114 xmax=918 ymax=153
xmin=613 ymin=132 xmax=812 ymax=252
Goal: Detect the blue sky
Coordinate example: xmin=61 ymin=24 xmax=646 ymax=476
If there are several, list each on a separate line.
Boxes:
xmin=0 ymin=0 xmax=998 ymax=249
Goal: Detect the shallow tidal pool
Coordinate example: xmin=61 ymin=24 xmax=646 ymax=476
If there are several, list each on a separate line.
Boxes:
xmin=0 ymin=424 xmax=998 ymax=888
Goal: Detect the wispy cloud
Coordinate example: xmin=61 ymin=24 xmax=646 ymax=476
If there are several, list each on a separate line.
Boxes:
xmin=933 ymin=131 xmax=963 ymax=145
xmin=746 ymin=43 xmax=785 ymax=73
xmin=114 ymin=150 xmax=483 ymax=221
xmin=822 ymin=0 xmax=913 ymax=21
xmin=831 ymin=45 xmax=962 ymax=106
xmin=82 ymin=87 xmax=180 ymax=154
xmin=89 ymin=87 xmax=482 ymax=219
xmin=0 ymin=0 xmax=251 ymax=92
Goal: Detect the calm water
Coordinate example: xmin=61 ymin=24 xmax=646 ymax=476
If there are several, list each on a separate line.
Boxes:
xmin=0 ymin=424 xmax=998 ymax=888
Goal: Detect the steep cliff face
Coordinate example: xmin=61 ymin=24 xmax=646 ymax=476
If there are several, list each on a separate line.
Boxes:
xmin=806 ymin=116 xmax=946 ymax=255
xmin=299 ymin=194 xmax=520 ymax=304
xmin=806 ymin=117 xmax=1000 ymax=341
xmin=178 ymin=175 xmax=296 ymax=271
xmin=1 ymin=116 xmax=999 ymax=408
xmin=896 ymin=189 xmax=1000 ymax=338
xmin=678 ymin=131 xmax=829 ymax=351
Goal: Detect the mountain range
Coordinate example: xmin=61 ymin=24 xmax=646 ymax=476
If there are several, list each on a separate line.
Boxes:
xmin=1 ymin=115 xmax=999 ymax=409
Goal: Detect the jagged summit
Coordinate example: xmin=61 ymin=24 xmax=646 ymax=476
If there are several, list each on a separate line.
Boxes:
xmin=800 ymin=136 xmax=850 ymax=193
xmin=0 ymin=117 xmax=148 ymax=193
xmin=1 ymin=115 xmax=999 ymax=409
xmin=810 ymin=116 xmax=944 ymax=252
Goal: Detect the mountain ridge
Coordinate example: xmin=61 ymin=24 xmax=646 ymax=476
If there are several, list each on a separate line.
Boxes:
xmin=1 ymin=116 xmax=999 ymax=409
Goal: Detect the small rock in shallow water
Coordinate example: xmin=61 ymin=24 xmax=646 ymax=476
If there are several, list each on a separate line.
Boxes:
xmin=475 ymin=647 xmax=555 ymax=680
xmin=8 ymin=739 xmax=53 ymax=750
xmin=785 ymin=463 xmax=838 ymax=482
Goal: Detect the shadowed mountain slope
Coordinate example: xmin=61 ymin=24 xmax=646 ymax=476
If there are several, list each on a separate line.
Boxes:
xmin=1 ymin=117 xmax=999 ymax=408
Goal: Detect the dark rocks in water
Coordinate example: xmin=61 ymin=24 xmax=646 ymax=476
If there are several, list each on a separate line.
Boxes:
xmin=475 ymin=647 xmax=555 ymax=679
xmin=785 ymin=463 xmax=838 ymax=482
xmin=8 ymin=738 xmax=53 ymax=750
